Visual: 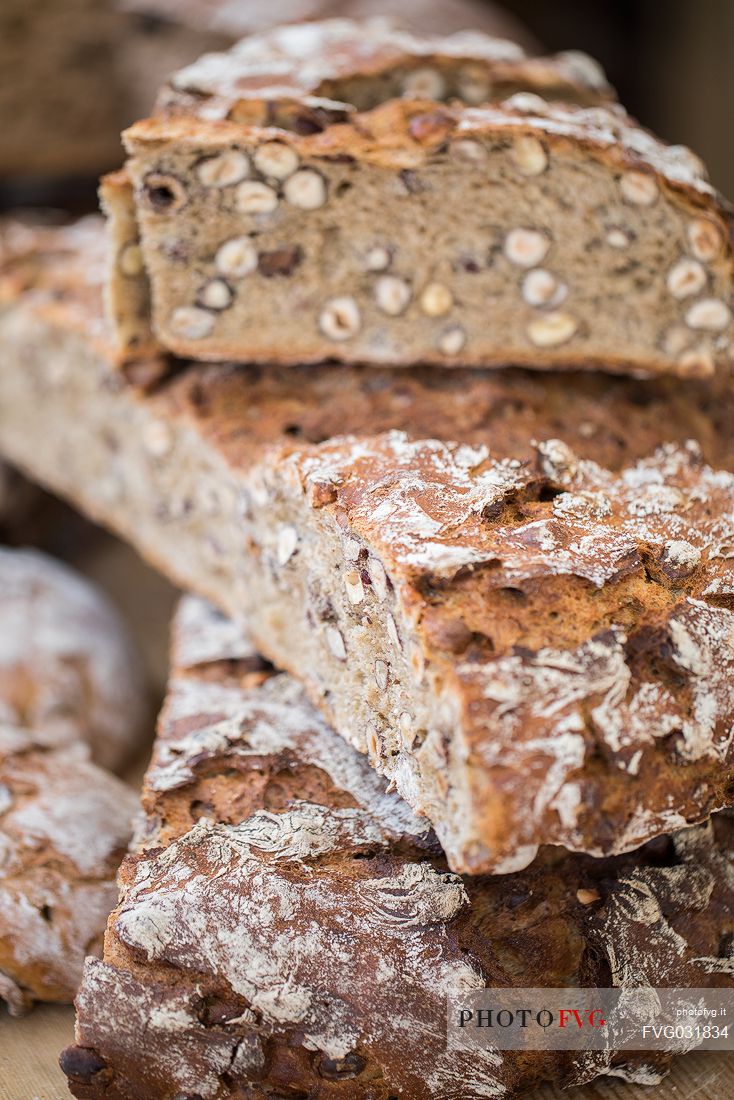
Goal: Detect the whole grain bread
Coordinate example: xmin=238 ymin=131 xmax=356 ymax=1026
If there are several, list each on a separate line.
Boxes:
xmin=116 ymin=19 xmax=734 ymax=378
xmin=61 ymin=596 xmax=734 ymax=1100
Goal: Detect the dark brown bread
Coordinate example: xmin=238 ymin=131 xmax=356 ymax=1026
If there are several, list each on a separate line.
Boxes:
xmin=5 ymin=219 xmax=734 ymax=873
xmin=61 ymin=596 xmax=734 ymax=1100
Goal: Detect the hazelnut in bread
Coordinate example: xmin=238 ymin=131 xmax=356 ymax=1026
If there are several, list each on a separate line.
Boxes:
xmin=118 ymin=19 xmax=733 ymax=377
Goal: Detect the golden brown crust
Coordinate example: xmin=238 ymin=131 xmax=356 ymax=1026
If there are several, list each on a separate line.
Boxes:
xmin=0 ymin=741 xmax=136 ymax=1015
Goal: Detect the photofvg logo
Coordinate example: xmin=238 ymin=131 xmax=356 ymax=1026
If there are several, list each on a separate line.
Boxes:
xmin=448 ymin=989 xmax=734 ymax=1052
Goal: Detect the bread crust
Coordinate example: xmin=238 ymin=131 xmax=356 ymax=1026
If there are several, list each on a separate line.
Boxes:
xmin=153 ymin=18 xmax=612 ymax=117
xmin=61 ymin=596 xmax=734 ymax=1099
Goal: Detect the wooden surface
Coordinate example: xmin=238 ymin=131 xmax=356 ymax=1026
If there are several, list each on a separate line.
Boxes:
xmin=1 ymin=1005 xmax=732 ymax=1100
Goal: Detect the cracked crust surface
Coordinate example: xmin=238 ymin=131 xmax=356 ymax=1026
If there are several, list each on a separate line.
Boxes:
xmin=0 ymin=741 xmax=137 ymax=1015
xmin=5 ymin=220 xmax=734 ymax=871
xmin=117 ymin=19 xmax=734 ymax=377
xmin=61 ymin=596 xmax=734 ymax=1100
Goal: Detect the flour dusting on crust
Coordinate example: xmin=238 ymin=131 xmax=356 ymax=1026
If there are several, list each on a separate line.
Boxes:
xmin=0 ymin=744 xmax=136 ymax=1013
xmin=153 ymin=614 xmax=431 ymax=845
xmin=0 ymin=548 xmax=147 ymax=770
xmin=166 ymin=16 xmax=606 ymax=118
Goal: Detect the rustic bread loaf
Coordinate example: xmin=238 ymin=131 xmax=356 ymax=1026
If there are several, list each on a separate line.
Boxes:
xmin=4 ymin=219 xmax=734 ymax=873
xmin=0 ymin=547 xmax=149 ymax=772
xmin=60 ymin=596 xmax=734 ymax=1100
xmin=119 ymin=19 xmax=733 ymax=378
xmin=0 ymin=737 xmax=137 ymax=1015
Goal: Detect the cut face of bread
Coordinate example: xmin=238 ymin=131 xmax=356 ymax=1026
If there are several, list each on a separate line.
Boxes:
xmin=60 ymin=595 xmax=734 ymax=1100
xmin=4 ymin=220 xmax=734 ymax=875
xmin=117 ymin=19 xmax=733 ymax=377
xmin=99 ymin=172 xmax=158 ymax=363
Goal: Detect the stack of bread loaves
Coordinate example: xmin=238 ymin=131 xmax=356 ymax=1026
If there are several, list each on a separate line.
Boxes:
xmin=0 ymin=14 xmax=733 ymax=1100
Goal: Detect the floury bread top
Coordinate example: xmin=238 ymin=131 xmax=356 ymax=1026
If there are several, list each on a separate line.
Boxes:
xmin=0 ymin=742 xmax=136 ymax=1015
xmin=118 ymin=0 xmax=538 ymax=47
xmin=116 ymin=18 xmax=734 ymax=377
xmin=155 ymin=17 xmax=612 ymax=120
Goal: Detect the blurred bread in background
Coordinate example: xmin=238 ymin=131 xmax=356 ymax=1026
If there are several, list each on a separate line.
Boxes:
xmin=0 ymin=0 xmax=533 ymax=197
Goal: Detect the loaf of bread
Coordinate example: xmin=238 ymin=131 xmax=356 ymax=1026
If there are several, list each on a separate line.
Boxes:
xmin=60 ymin=595 xmax=734 ymax=1099
xmin=4 ymin=219 xmax=734 ymax=876
xmin=0 ymin=547 xmax=149 ymax=772
xmin=116 ymin=19 xmax=734 ymax=378
xmin=0 ymin=730 xmax=137 ymax=1015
